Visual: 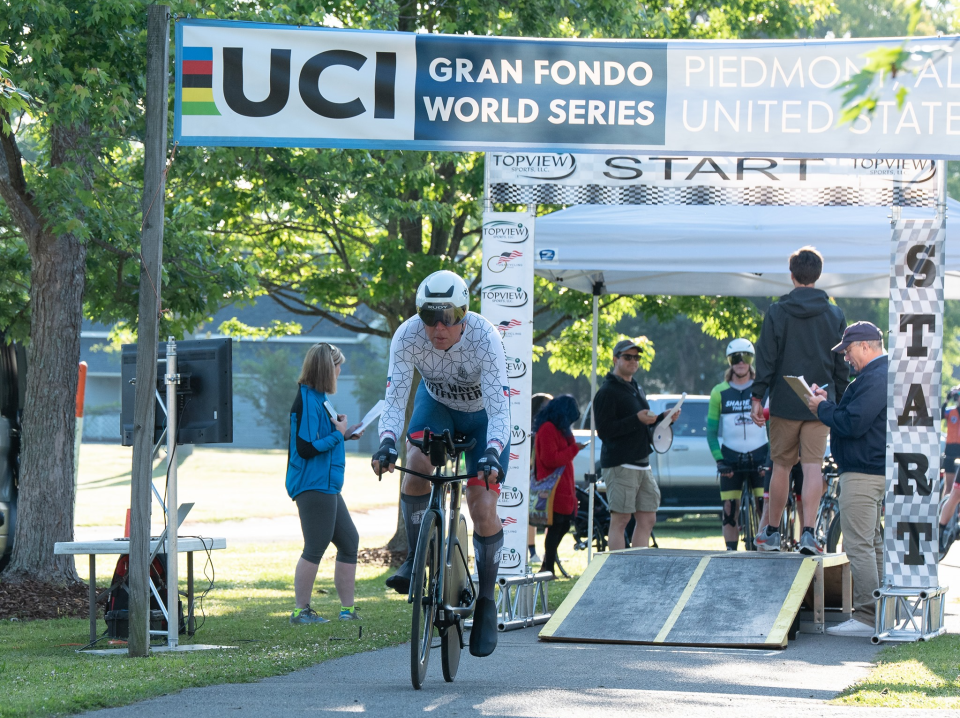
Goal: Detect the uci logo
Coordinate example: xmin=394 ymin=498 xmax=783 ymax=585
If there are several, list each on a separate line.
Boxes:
xmin=189 ymin=46 xmax=398 ymax=120
xmin=498 ymin=486 xmax=524 ymax=507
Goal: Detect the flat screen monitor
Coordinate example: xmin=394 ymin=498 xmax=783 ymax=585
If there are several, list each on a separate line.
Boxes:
xmin=120 ymin=338 xmax=232 ymax=446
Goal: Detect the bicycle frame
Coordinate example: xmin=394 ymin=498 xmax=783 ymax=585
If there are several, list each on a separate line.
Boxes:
xmin=399 ymin=441 xmax=477 ymax=624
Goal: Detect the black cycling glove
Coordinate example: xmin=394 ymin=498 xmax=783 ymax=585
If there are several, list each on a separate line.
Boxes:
xmin=475 ymin=448 xmax=504 ymax=485
xmin=372 ymin=438 xmax=399 ymax=473
xmin=716 ymin=460 xmax=734 ymax=477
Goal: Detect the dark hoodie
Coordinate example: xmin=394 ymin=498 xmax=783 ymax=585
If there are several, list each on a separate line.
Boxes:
xmin=752 ymin=287 xmax=850 ymax=421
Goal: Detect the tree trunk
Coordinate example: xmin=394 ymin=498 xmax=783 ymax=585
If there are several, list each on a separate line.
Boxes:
xmin=385 ymin=368 xmax=421 ymax=553
xmin=2 ymin=226 xmax=85 ymax=584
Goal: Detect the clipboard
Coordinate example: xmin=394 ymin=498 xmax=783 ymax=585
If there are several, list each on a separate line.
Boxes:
xmin=783 ymin=375 xmax=816 ymax=402
xmin=652 ymin=393 xmax=686 ymax=454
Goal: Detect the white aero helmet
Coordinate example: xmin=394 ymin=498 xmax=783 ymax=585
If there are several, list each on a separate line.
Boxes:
xmin=726 ymin=338 xmax=755 ymax=364
xmin=415 ymin=270 xmax=469 ymax=327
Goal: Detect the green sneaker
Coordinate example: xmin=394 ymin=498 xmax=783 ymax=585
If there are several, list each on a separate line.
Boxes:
xmin=290 ymin=605 xmax=329 ymax=625
xmin=339 ymin=607 xmax=361 ymax=621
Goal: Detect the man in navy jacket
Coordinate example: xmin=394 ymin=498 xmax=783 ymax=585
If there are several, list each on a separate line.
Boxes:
xmin=807 ymin=321 xmax=887 ymax=638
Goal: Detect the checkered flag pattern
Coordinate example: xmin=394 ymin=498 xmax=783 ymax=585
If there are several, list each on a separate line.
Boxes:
xmin=489 ymin=183 xmax=937 ymax=207
xmin=886 ymin=218 xmax=945 ymax=588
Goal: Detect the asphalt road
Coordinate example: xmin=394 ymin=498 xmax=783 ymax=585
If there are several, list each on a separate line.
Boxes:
xmin=83 ymin=558 xmax=959 ymax=718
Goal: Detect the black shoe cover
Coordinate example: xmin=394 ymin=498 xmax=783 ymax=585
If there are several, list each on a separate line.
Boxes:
xmin=385 ymin=556 xmax=413 ymax=594
xmin=469 ymin=596 xmax=499 ymax=657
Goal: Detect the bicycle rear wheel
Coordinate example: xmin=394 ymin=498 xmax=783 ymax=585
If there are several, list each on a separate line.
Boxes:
xmin=410 ymin=509 xmax=441 ymax=690
xmin=441 ymin=514 xmax=472 ymax=682
xmin=826 ymin=512 xmax=843 ymax=554
xmin=740 ymin=485 xmax=759 ymax=552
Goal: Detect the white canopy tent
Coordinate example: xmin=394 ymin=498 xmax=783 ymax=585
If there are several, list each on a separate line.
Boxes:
xmin=534 ymin=199 xmax=960 ymax=298
xmin=527 ymin=196 xmax=955 ymax=563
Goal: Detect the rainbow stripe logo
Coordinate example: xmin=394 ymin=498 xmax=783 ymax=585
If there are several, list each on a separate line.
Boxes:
xmin=181 ymin=47 xmax=220 ymax=116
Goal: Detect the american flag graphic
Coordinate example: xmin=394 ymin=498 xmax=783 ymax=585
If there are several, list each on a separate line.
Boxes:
xmin=497 ymin=318 xmax=522 ymax=335
xmin=510 ymin=453 xmax=519 ymax=461
xmin=496 ymin=250 xmax=523 ymax=266
xmin=501 ymin=516 xmax=517 ymax=526
xmin=505 ymin=388 xmax=521 ymax=398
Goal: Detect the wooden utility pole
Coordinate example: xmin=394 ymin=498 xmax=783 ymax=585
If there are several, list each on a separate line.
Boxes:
xmin=129 ymin=4 xmax=169 ymax=658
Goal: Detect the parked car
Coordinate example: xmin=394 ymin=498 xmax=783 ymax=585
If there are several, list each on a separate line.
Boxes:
xmin=572 ymin=394 xmax=721 ymax=516
xmin=0 ymin=337 xmax=25 ymax=570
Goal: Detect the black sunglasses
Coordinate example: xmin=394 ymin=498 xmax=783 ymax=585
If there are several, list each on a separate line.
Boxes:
xmin=728 ymin=352 xmax=754 ymax=366
xmin=418 ymin=303 xmax=467 ymax=327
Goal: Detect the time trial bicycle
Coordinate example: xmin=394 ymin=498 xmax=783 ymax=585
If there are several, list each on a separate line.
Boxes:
xmin=392 ymin=428 xmax=477 ymax=690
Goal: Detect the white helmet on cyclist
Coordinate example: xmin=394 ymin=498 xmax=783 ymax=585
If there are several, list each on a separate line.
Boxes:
xmin=726 ymin=338 xmax=755 ymax=365
xmin=416 ymin=270 xmax=469 ymax=327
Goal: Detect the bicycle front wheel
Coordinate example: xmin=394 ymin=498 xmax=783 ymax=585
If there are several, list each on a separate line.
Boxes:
xmin=411 ymin=509 xmax=441 ymax=690
xmin=441 ymin=514 xmax=472 ymax=682
xmin=741 ymin=486 xmax=759 ymax=552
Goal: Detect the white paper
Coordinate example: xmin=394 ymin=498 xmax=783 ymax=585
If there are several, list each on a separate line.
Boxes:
xmin=664 ymin=392 xmax=686 ymax=424
xmin=357 ymin=400 xmax=385 ymax=435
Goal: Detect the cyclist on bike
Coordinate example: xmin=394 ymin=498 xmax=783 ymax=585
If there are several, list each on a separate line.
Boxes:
xmin=707 ymin=339 xmax=769 ymax=551
xmin=371 ymin=270 xmax=510 ymax=658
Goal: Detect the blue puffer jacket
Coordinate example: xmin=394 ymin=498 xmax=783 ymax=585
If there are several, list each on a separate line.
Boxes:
xmin=285 ymin=384 xmax=345 ymax=498
xmin=816 ymin=355 xmax=887 ymax=476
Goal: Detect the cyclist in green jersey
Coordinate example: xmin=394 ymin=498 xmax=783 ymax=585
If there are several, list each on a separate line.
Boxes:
xmin=707 ymin=339 xmax=770 ymax=550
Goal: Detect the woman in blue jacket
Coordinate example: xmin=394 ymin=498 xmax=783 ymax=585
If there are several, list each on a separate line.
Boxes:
xmin=286 ymin=343 xmax=363 ymax=624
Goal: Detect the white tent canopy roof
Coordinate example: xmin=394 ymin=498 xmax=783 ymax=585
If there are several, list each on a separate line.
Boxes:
xmin=534 ymin=200 xmax=960 ymax=298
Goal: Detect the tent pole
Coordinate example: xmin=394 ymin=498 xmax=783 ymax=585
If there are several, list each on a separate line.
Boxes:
xmin=937 ymin=160 xmax=947 ymax=223
xmin=587 ymin=282 xmax=601 ymax=563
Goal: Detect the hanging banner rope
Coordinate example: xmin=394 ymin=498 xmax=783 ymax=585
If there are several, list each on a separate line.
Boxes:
xmin=174 ymin=20 xmax=960 ymax=159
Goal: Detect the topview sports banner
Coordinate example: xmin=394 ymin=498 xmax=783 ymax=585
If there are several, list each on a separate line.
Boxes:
xmin=487 ymin=154 xmax=939 ymax=206
xmin=480 ymin=211 xmax=535 ymax=575
xmin=175 ymin=20 xmax=960 ymax=159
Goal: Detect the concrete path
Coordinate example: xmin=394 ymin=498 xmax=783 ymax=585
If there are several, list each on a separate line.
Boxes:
xmin=83 ymin=559 xmax=959 ymax=718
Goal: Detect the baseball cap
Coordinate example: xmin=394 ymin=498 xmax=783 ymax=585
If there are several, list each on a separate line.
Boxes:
xmin=831 ymin=321 xmax=883 ymax=353
xmin=613 ymin=339 xmax=642 ymax=358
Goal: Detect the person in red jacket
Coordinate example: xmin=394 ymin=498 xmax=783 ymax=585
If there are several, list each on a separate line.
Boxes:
xmin=533 ymin=395 xmax=589 ymax=576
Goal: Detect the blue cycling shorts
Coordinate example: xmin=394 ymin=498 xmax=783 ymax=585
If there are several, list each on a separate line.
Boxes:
xmin=407 ymin=380 xmax=511 ymax=487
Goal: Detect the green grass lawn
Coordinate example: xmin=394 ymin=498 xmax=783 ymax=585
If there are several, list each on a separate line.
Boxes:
xmin=834 ymin=625 xmax=960 ymax=709
xmin=1 ymin=538 xmax=584 ymax=717
xmin=75 ymin=444 xmax=400 ymax=530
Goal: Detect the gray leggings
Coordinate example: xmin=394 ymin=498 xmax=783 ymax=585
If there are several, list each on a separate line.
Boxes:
xmin=295 ymin=491 xmax=359 ymax=565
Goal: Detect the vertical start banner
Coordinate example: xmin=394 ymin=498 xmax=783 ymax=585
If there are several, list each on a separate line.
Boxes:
xmin=886 ymin=218 xmax=944 ymax=588
xmin=480 ymin=212 xmax=535 ymax=575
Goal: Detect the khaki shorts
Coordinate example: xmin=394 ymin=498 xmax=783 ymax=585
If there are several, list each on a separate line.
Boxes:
xmin=769 ymin=417 xmax=830 ymax=467
xmin=605 ymin=465 xmax=660 ymax=514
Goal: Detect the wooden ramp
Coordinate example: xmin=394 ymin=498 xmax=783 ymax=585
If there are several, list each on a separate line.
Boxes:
xmin=540 ymin=548 xmax=820 ymax=649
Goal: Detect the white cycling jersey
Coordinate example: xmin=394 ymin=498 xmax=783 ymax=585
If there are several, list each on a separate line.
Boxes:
xmin=379 ymin=312 xmax=511 ymax=451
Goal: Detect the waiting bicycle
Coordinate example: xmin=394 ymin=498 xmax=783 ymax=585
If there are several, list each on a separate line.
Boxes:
xmin=392 ymin=428 xmax=477 ymax=690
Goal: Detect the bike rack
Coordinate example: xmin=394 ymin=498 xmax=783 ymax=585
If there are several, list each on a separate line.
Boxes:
xmin=872 ymin=585 xmax=948 ymax=643
xmin=465 ymin=571 xmax=555 ymax=632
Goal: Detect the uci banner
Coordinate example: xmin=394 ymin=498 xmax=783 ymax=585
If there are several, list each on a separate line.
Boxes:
xmin=175 ymin=20 xmax=960 ymax=159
